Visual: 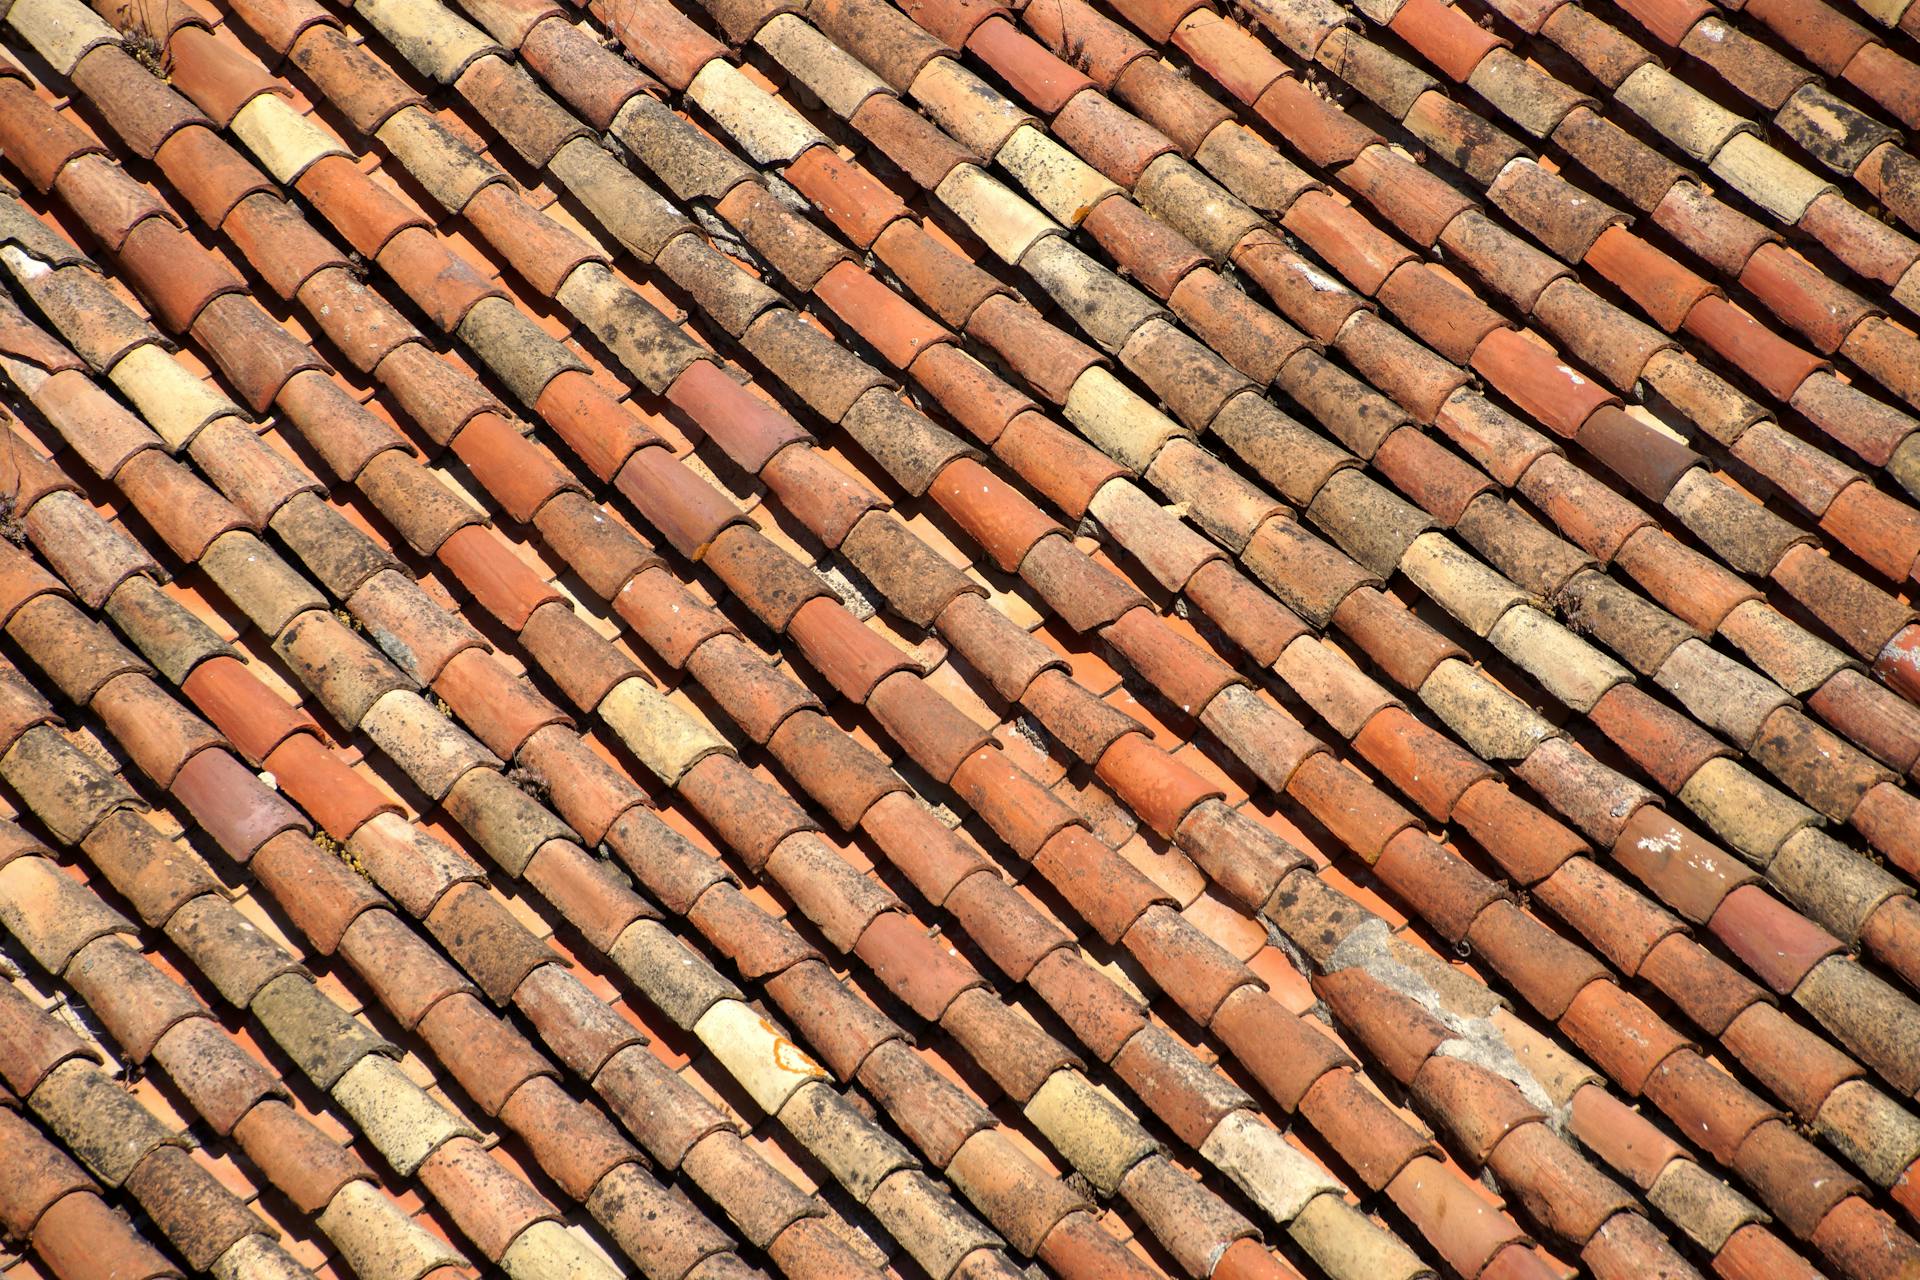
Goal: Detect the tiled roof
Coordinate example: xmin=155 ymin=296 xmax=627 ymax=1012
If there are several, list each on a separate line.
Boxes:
xmin=0 ymin=0 xmax=1919 ymax=1271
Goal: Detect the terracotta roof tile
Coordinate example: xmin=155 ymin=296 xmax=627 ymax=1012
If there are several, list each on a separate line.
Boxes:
xmin=31 ymin=1184 xmax=184 ymax=1280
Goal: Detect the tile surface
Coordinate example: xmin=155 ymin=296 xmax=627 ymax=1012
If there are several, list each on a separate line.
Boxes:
xmin=0 ymin=0 xmax=1918 ymax=1275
